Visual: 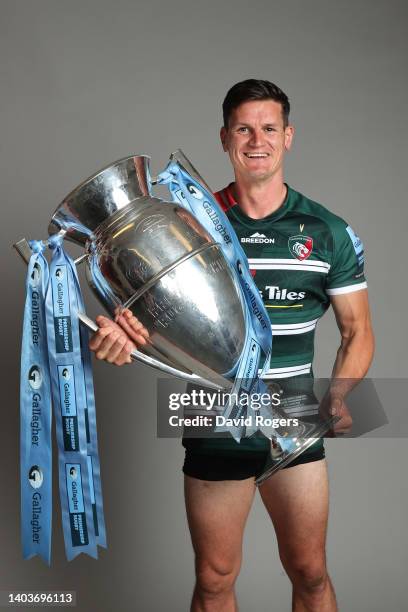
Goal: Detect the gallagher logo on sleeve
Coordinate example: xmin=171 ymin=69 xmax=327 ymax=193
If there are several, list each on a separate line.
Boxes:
xmin=288 ymin=235 xmax=313 ymax=261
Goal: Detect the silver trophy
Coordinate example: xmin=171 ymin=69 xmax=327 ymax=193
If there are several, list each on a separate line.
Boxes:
xmin=47 ymin=153 xmax=246 ymax=389
xmin=14 ymin=151 xmax=335 ymax=482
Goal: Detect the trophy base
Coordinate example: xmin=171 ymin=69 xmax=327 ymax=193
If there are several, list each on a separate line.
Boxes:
xmin=255 ymin=418 xmax=337 ymax=486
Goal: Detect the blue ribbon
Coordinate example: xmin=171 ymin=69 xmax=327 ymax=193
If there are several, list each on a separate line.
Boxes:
xmin=45 ymin=234 xmax=104 ymax=560
xmin=76 ymin=270 xmax=107 ymax=549
xmin=20 ymin=235 xmax=106 ymax=562
xmin=20 ymin=241 xmax=52 ymax=564
xmin=157 ymin=162 xmax=295 ymax=450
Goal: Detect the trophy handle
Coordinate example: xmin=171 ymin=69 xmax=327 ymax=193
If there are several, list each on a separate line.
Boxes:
xmin=76 ymin=311 xmax=223 ymax=388
xmin=13 ymin=238 xmax=224 ymax=390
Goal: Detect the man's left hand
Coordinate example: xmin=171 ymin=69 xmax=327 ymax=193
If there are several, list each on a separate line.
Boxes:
xmin=319 ymin=393 xmax=353 ymax=437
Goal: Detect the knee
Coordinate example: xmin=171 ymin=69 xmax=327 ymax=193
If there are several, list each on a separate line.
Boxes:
xmin=284 ymin=556 xmax=328 ymax=594
xmin=195 ymin=559 xmax=239 ymax=598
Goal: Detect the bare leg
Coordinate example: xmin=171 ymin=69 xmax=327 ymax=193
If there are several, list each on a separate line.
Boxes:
xmin=184 ymin=475 xmax=256 ymax=612
xmin=259 ymin=459 xmax=337 ymax=611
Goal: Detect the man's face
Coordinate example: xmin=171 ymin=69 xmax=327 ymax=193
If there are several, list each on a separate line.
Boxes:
xmin=220 ymin=99 xmax=294 ymax=183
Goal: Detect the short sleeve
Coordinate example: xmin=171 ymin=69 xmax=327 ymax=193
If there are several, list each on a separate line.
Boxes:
xmin=326 ymin=222 xmax=367 ymax=295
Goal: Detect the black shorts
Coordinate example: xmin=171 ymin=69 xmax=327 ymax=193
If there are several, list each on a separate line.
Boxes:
xmin=183 ymin=443 xmax=325 ymax=481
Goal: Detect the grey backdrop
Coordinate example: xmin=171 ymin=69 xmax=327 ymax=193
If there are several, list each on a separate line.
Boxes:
xmin=1 ymin=0 xmax=407 ymax=610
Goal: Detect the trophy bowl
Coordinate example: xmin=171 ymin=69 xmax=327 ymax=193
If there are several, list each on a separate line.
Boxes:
xmin=48 ymin=155 xmax=246 ymax=384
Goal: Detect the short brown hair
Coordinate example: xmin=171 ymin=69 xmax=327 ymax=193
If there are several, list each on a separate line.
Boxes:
xmin=222 ymin=79 xmax=290 ymax=128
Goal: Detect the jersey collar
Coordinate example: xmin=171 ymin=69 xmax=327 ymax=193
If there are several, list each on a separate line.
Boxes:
xmin=225 ymin=183 xmax=296 ymax=228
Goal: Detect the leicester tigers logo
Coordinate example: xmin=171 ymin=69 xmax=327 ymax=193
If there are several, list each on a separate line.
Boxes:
xmin=288 ymin=235 xmax=313 ymax=261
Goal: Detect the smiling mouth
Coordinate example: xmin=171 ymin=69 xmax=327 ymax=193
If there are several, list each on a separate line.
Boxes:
xmin=244 ymin=153 xmax=269 ymax=158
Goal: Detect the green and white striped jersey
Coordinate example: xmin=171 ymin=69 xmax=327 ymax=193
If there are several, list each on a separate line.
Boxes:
xmin=182 ymin=184 xmax=366 ymax=455
xmin=216 ymin=183 xmax=367 ymax=379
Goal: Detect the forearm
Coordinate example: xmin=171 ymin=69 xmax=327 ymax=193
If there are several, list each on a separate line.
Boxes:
xmin=329 ymin=328 xmax=375 ymax=398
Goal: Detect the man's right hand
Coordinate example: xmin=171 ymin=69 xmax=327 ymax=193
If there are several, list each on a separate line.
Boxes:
xmin=88 ymin=308 xmax=149 ymax=366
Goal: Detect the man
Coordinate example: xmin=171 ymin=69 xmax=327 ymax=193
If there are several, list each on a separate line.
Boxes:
xmin=89 ymin=80 xmax=374 ymax=611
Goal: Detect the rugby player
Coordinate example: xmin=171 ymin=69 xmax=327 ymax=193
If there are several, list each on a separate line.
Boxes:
xmin=89 ymin=80 xmax=374 ymax=611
